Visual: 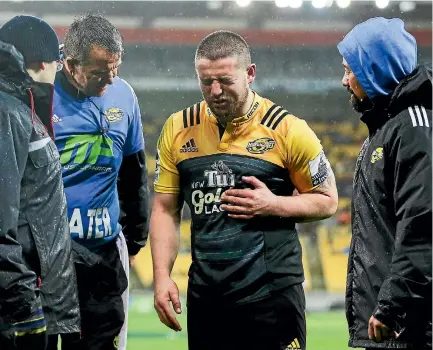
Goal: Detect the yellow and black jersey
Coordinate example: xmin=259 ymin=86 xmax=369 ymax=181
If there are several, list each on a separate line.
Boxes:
xmin=154 ymin=92 xmax=329 ymax=304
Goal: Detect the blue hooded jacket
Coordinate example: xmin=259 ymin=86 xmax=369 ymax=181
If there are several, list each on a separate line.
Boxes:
xmin=337 ymin=17 xmax=417 ymax=99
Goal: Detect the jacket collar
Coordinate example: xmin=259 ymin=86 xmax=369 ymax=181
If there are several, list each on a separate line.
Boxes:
xmin=360 ymin=95 xmax=391 ymax=135
xmin=360 ymin=64 xmax=432 ymax=135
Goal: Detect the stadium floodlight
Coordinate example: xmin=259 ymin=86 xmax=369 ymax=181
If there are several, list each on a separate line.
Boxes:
xmin=375 ymin=0 xmax=389 ymax=8
xmin=288 ymin=0 xmax=303 ymax=8
xmin=336 ymin=0 xmax=351 ymax=8
xmin=236 ymin=0 xmax=251 ymax=7
xmin=275 ymin=0 xmax=291 ymax=8
xmin=399 ymin=1 xmax=416 ymax=12
xmin=312 ymin=0 xmax=328 ymax=8
xmin=207 ymin=1 xmax=223 ymax=10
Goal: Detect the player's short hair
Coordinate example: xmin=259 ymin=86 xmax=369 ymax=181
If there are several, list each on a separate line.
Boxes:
xmin=195 ymin=30 xmax=251 ymax=68
xmin=63 ymin=13 xmax=123 ymax=63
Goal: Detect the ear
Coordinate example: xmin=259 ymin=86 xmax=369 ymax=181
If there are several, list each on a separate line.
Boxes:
xmin=247 ymin=63 xmax=256 ymax=85
xmin=64 ymin=57 xmax=79 ymax=75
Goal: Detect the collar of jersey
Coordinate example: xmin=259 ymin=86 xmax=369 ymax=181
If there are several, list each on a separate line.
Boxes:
xmin=207 ymin=91 xmax=263 ymax=126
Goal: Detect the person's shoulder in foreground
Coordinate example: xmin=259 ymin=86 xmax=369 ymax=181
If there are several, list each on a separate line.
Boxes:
xmin=0 ymin=14 xmax=80 ymax=349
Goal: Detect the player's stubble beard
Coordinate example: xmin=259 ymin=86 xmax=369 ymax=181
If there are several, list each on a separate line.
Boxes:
xmin=205 ymin=87 xmax=249 ymax=126
xmin=348 ymin=88 xmax=372 ymax=113
xmin=67 ymin=68 xmax=108 ymax=97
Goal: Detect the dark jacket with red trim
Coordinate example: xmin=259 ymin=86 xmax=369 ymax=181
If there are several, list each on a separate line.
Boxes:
xmin=0 ymin=41 xmax=80 ymax=334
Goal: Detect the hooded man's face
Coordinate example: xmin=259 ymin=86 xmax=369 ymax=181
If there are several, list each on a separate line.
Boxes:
xmin=341 ymin=58 xmax=369 ymax=113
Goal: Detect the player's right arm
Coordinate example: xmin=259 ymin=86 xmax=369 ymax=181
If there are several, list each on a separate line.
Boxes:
xmin=150 ymin=116 xmax=183 ymax=332
xmin=150 ymin=192 xmax=183 ymax=332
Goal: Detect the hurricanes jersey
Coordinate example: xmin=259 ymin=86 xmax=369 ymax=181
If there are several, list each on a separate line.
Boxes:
xmin=155 ymin=92 xmax=329 ymax=304
xmin=53 ymin=73 xmax=144 ymax=250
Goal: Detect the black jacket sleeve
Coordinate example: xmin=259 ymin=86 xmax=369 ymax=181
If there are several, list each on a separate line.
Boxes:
xmin=118 ymin=149 xmax=149 ymax=256
xmin=374 ymin=114 xmax=432 ymax=331
xmin=0 ymin=111 xmax=39 ymax=326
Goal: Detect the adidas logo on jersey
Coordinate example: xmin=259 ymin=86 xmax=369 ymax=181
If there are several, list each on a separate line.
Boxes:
xmin=286 ymin=338 xmax=301 ymax=349
xmin=180 ymin=138 xmax=198 ymax=153
xmin=52 ymin=114 xmax=62 ymax=123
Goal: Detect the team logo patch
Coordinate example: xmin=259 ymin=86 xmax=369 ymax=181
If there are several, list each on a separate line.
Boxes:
xmin=246 ymin=137 xmax=276 ymax=154
xmin=104 ymin=108 xmax=124 ymax=123
xmin=154 ymin=149 xmax=161 ymax=183
xmin=308 ymin=151 xmax=329 ymax=186
xmin=371 ymin=147 xmax=384 ymax=163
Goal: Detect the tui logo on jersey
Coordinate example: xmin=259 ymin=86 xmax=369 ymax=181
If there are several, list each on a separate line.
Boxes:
xmin=246 ymin=137 xmax=276 ymax=154
xmin=190 ymin=161 xmax=235 ymax=215
xmin=104 ymin=108 xmax=124 ymax=123
xmin=206 ymin=161 xmax=235 ymax=187
xmin=371 ymin=147 xmax=383 ymax=164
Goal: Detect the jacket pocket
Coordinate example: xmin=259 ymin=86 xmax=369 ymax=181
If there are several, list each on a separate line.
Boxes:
xmin=70 ymin=241 xmax=102 ymax=267
xmin=17 ymin=223 xmax=43 ymax=279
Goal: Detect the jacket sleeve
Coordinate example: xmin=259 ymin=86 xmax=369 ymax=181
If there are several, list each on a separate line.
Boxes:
xmin=0 ymin=111 xmax=42 ymax=328
xmin=374 ymin=116 xmax=432 ymax=331
xmin=118 ymin=149 xmax=150 ymax=256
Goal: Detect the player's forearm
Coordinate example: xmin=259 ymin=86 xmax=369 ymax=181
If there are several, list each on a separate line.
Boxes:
xmin=149 ymin=209 xmax=180 ymax=281
xmin=273 ymin=166 xmax=338 ymax=222
xmin=271 ymin=193 xmax=338 ymax=222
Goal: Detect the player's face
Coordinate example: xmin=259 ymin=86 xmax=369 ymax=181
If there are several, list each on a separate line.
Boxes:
xmin=67 ymin=45 xmax=122 ymax=97
xmin=196 ymin=56 xmax=255 ymax=124
xmin=342 ymin=58 xmax=368 ymax=112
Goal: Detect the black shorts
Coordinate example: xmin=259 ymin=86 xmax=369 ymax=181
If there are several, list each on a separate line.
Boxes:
xmin=187 ymin=283 xmax=306 ymax=350
xmin=47 ymin=239 xmax=127 ymax=350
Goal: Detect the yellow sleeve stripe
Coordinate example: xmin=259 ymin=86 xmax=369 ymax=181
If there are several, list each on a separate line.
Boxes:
xmin=15 ymin=325 xmax=46 ymax=336
xmin=13 ymin=316 xmax=44 ymax=326
xmin=154 ymin=186 xmax=180 ymax=194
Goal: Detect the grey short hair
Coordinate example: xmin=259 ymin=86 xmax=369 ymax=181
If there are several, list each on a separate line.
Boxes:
xmin=63 ymin=13 xmax=123 ymax=63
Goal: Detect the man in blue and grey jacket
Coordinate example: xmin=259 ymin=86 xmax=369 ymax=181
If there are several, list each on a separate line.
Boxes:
xmin=48 ymin=13 xmax=149 ymax=350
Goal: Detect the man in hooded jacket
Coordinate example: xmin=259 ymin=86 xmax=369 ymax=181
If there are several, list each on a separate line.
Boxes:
xmin=338 ymin=17 xmax=432 ymax=350
xmin=0 ymin=15 xmax=80 ymax=350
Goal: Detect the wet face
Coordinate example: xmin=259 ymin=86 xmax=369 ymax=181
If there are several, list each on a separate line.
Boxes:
xmin=342 ymin=58 xmax=368 ymax=113
xmin=196 ymin=56 xmax=255 ymax=125
xmin=66 ymin=45 xmax=122 ymax=97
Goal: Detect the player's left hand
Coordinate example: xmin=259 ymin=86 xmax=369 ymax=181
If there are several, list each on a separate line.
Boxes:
xmin=220 ymin=176 xmax=278 ymax=219
xmin=129 ymin=255 xmax=136 ymax=267
xmin=368 ymin=315 xmax=398 ymax=342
